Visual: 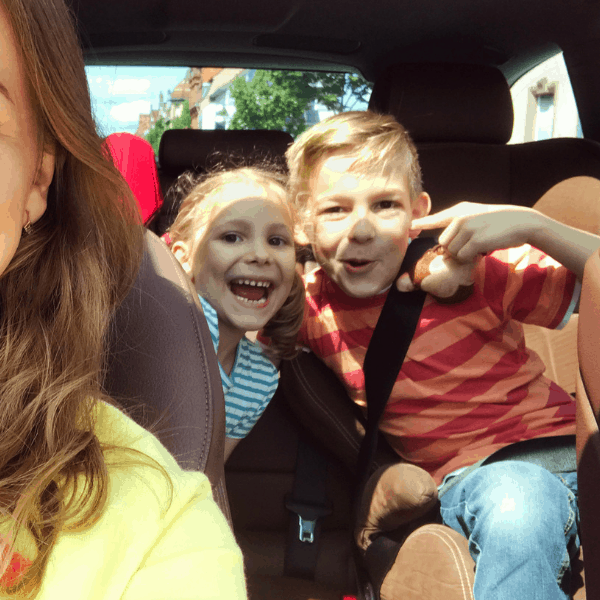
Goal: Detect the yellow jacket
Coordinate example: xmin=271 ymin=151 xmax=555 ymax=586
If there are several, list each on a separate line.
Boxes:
xmin=22 ymin=401 xmax=247 ymax=599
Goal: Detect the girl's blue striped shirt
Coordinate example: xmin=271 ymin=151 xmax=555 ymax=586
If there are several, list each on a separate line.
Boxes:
xmin=199 ymin=296 xmax=279 ymax=439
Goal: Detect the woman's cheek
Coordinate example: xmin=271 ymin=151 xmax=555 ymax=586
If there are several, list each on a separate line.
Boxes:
xmin=0 ymin=229 xmax=20 ymax=278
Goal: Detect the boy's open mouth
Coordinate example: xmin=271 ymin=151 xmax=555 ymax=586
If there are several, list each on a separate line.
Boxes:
xmin=229 ymin=278 xmax=273 ymax=307
xmin=343 ymin=259 xmax=374 ymax=272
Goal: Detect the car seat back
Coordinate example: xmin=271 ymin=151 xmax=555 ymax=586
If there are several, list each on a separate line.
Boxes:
xmin=152 ymin=128 xmax=293 ymax=235
xmin=102 ymin=229 xmax=230 ymax=518
xmin=369 ymin=63 xmax=600 ymax=213
xmin=577 ymin=248 xmax=600 ymax=600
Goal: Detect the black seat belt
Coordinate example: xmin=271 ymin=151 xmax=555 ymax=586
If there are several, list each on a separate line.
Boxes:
xmin=284 ymin=237 xmax=436 ymax=583
xmin=356 ymin=236 xmax=437 ymax=494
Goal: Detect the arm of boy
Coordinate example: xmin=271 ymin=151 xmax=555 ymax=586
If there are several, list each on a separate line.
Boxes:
xmin=412 ymin=201 xmax=600 ymax=280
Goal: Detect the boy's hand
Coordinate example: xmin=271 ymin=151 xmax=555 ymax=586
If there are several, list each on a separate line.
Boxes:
xmin=396 ymin=245 xmax=476 ymax=303
xmin=412 ymin=202 xmax=540 ymax=262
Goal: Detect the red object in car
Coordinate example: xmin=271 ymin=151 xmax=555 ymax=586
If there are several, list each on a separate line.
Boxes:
xmin=104 ymin=132 xmax=164 ymax=224
xmin=0 ymin=550 xmax=32 ymax=588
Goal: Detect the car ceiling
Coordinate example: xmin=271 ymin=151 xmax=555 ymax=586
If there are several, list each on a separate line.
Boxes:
xmin=70 ymin=0 xmax=600 ymax=140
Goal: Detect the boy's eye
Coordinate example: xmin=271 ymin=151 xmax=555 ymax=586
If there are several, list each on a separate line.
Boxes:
xmin=375 ymin=199 xmax=399 ymax=210
xmin=223 ymin=233 xmax=242 ymax=243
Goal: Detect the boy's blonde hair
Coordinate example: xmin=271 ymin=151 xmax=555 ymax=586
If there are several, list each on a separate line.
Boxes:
xmin=167 ymin=167 xmax=304 ymax=361
xmin=286 ymin=110 xmax=423 ymax=218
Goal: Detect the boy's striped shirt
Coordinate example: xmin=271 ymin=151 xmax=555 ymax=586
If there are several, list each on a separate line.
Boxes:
xmin=299 ymin=245 xmax=579 ymax=484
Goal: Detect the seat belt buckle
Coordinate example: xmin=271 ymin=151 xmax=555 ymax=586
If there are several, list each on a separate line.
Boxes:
xmin=285 ymin=498 xmax=332 ymax=544
xmin=296 ymin=514 xmax=317 ymax=543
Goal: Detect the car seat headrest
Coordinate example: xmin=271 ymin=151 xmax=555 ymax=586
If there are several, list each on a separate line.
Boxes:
xmin=369 ymin=63 xmax=513 ymax=144
xmin=158 ymin=128 xmax=294 ymax=176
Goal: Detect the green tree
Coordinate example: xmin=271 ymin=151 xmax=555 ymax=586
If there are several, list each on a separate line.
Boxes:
xmin=145 ymin=117 xmax=167 ymax=156
xmin=171 ymin=99 xmax=192 ymax=129
xmin=228 ymin=70 xmax=371 ymax=137
xmin=310 ymin=73 xmax=372 ymax=112
xmin=144 ymin=100 xmax=191 ymax=155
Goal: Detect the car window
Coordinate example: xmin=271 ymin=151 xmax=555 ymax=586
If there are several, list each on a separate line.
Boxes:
xmin=509 ymin=52 xmax=583 ymax=143
xmin=86 ymin=66 xmax=372 ymax=154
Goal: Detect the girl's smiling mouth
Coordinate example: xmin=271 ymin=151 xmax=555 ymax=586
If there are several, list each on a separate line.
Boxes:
xmin=229 ymin=278 xmax=273 ymax=307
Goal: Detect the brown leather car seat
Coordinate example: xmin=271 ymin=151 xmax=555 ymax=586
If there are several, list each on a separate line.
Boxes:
xmin=577 ymin=247 xmax=600 ymax=599
xmin=102 ymin=229 xmax=230 ymax=517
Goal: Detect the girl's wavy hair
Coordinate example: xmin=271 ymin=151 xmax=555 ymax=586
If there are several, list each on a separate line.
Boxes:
xmin=166 ymin=166 xmax=304 ymax=361
xmin=0 ymin=0 xmax=154 ymax=595
xmin=286 ymin=110 xmax=424 ymax=220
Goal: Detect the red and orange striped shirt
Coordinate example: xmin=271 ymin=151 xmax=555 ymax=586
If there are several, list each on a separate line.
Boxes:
xmin=299 ymin=245 xmax=579 ymax=484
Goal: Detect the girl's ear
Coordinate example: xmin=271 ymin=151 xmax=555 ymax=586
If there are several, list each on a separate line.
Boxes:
xmin=409 ymin=192 xmax=432 ymax=239
xmin=172 ymin=241 xmax=194 ymax=280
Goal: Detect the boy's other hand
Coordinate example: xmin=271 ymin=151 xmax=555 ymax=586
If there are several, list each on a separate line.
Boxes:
xmin=412 ymin=202 xmax=541 ymax=262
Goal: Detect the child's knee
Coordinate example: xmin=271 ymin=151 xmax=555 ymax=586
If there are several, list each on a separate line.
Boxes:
xmin=467 ymin=462 xmax=573 ymax=537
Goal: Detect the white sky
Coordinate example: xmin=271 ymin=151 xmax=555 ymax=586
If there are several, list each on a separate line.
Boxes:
xmin=86 ymin=66 xmax=189 ymax=136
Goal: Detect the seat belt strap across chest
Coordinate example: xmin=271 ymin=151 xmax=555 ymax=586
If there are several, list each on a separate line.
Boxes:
xmin=357 ymin=236 xmax=438 ymax=493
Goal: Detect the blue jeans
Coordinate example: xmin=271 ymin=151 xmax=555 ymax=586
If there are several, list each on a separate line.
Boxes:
xmin=439 ymin=461 xmax=579 ymax=600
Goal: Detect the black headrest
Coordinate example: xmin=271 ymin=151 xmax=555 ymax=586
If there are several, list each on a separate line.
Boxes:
xmin=158 ymin=128 xmax=294 ymax=176
xmin=369 ymin=63 xmax=513 ymax=144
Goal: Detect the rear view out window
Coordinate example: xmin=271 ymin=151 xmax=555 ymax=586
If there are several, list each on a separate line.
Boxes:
xmin=86 ymin=66 xmax=372 ymax=154
xmin=509 ymin=52 xmax=583 ymax=143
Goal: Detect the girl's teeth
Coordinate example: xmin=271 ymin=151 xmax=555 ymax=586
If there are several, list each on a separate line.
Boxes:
xmin=235 ymin=279 xmax=270 ymax=287
xmin=235 ymin=295 xmax=268 ymax=306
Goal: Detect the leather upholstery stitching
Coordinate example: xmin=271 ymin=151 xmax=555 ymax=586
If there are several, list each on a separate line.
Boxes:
xmin=291 ymin=360 xmax=362 ymax=453
xmin=410 ymin=526 xmax=474 ymax=600
xmin=292 ymin=358 xmax=392 ymax=469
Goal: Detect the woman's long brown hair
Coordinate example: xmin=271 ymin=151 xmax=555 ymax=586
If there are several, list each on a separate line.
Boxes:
xmin=0 ymin=0 xmax=144 ymax=594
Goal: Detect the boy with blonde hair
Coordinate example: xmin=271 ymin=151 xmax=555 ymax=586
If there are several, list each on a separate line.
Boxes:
xmin=287 ymin=110 xmax=600 ymax=600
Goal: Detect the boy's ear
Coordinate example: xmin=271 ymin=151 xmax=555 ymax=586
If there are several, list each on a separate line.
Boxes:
xmin=171 ymin=241 xmax=194 ymax=281
xmin=409 ymin=192 xmax=432 ymax=239
xmin=25 ymin=149 xmax=56 ymax=226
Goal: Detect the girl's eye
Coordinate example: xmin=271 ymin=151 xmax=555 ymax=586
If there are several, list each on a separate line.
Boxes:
xmin=269 ymin=236 xmax=289 ymax=247
xmin=223 ymin=233 xmax=242 ymax=243
xmin=321 ymin=206 xmax=345 ymax=215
